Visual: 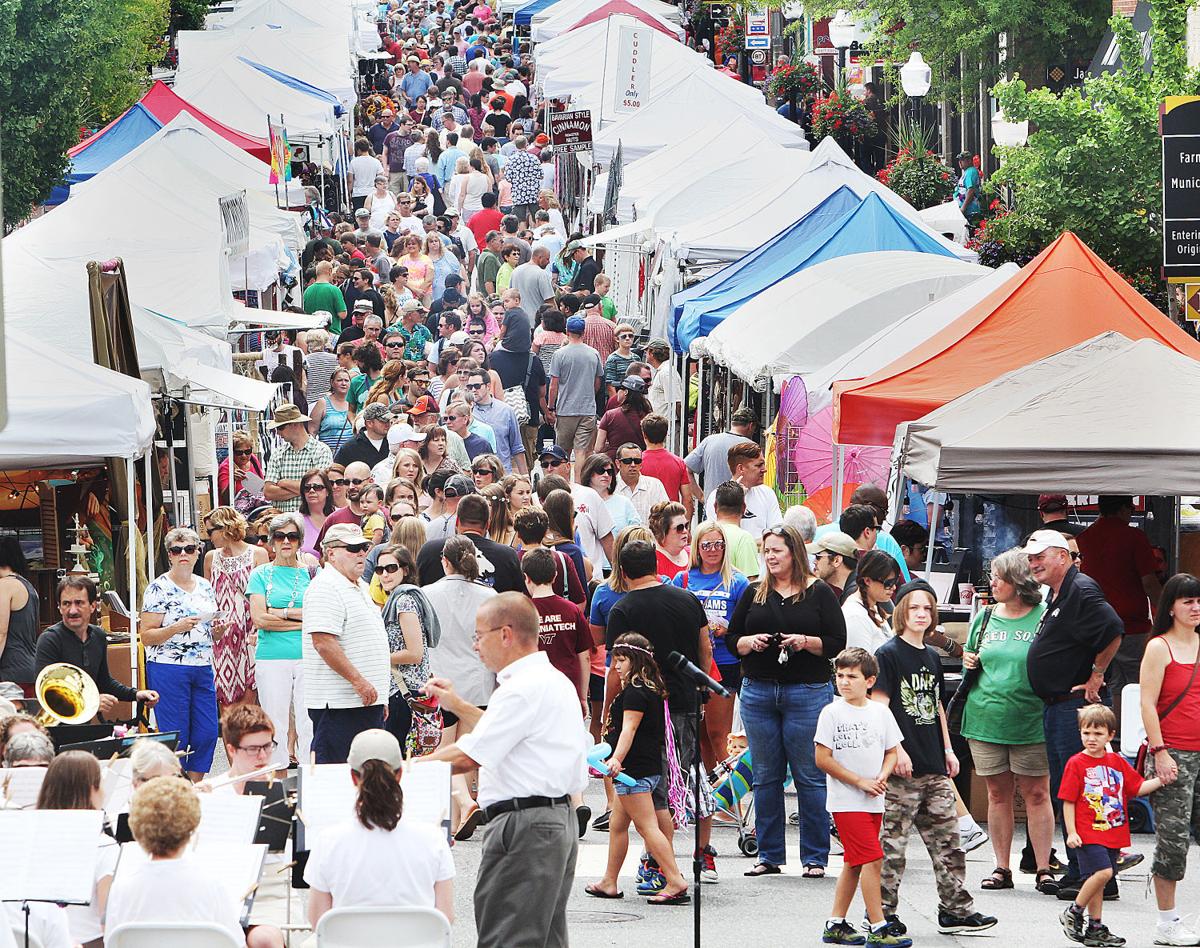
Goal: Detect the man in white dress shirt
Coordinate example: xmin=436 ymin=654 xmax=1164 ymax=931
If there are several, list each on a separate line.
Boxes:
xmin=422 ymin=592 xmax=587 ymax=948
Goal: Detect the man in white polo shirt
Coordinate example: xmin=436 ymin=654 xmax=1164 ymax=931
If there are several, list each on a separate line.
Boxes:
xmin=302 ymin=523 xmax=391 ymax=764
xmin=422 ymin=593 xmax=587 ymax=948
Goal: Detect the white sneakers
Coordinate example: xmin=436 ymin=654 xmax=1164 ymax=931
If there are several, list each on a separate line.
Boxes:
xmin=1156 ymin=920 xmax=1200 ymax=946
xmin=959 ymin=825 xmax=989 ymax=854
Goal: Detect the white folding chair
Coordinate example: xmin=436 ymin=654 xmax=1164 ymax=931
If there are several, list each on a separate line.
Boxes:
xmin=105 ymin=922 xmax=243 ymax=947
xmin=315 ymin=906 xmax=451 ymax=948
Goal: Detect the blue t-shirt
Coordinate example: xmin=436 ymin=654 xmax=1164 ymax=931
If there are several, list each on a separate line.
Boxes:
xmin=672 ymin=569 xmax=750 ymax=665
xmin=956 ymin=165 xmax=982 ymax=216
xmin=589 ymin=582 xmax=626 ymax=666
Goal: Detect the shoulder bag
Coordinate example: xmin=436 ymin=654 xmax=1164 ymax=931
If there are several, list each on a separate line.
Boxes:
xmin=945 ymin=606 xmax=993 ymax=735
xmin=502 ymin=353 xmax=535 ymax=426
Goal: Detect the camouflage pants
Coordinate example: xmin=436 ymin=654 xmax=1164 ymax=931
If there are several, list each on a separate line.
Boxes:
xmin=1149 ymin=748 xmax=1200 ymax=881
xmin=880 ymin=773 xmax=974 ymax=916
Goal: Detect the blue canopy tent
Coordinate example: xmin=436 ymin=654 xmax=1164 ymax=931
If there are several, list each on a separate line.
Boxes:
xmin=45 ymin=105 xmax=164 ymax=205
xmin=669 ymin=186 xmax=860 ymax=352
xmin=238 ymin=57 xmax=346 ymax=116
xmin=515 ymin=0 xmax=561 ymax=26
xmin=670 ymin=191 xmax=960 ymax=354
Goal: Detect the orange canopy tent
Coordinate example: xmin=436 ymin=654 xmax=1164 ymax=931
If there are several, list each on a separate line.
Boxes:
xmin=832 ymin=232 xmax=1200 ymax=446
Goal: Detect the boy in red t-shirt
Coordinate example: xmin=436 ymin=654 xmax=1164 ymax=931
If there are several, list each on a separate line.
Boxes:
xmin=638 ymin=413 xmax=698 ymax=520
xmin=1058 ymin=704 xmax=1162 ymax=947
xmin=521 ymin=546 xmax=591 ymax=709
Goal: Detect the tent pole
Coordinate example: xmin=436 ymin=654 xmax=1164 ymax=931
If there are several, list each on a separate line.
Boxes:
xmin=144 ymin=446 xmax=154 ymax=622
xmin=833 ymin=445 xmax=845 ymax=516
xmin=924 ymin=503 xmax=939 ymax=578
xmin=126 ymin=457 xmax=139 ymax=718
xmin=228 ymin=409 xmax=237 ymax=507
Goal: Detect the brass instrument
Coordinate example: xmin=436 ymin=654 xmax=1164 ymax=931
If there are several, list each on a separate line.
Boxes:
xmin=34 ymin=662 xmax=100 ymax=726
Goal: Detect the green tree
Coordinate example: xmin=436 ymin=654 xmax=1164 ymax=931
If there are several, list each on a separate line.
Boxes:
xmin=986 ymin=0 xmax=1195 ymax=306
xmin=80 ymin=0 xmax=170 ymax=125
xmin=804 ymin=0 xmax=1110 ymax=107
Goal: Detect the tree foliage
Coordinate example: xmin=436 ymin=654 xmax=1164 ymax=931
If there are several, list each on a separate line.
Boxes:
xmin=986 ymin=1 xmax=1195 ymax=306
xmin=0 ymin=0 xmax=167 ymax=227
xmin=804 ymin=0 xmax=1111 ymax=107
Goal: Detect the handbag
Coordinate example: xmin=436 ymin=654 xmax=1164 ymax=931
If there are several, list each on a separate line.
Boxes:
xmin=945 ymin=606 xmax=993 ymax=735
xmin=502 ymin=353 xmax=535 ymax=426
xmin=1135 ymin=651 xmax=1200 ymax=775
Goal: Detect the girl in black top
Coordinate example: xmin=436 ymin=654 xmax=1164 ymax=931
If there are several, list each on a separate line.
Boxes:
xmin=586 ymin=633 xmax=690 ymax=905
xmin=726 ymin=525 xmax=846 ymax=877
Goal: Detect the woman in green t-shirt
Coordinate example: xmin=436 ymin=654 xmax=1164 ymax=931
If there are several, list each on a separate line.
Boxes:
xmin=961 ymin=547 xmax=1056 ymax=893
xmin=246 ymin=512 xmax=313 ymax=773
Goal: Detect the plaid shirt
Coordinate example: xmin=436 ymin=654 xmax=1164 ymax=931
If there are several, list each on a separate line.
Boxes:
xmin=264 ymin=436 xmax=333 ymax=512
xmin=448 ymin=55 xmax=468 ymax=78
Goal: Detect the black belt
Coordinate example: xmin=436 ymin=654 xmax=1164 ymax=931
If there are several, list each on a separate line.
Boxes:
xmin=1045 ymin=693 xmax=1085 ymax=706
xmin=483 ymin=794 xmax=570 ymax=821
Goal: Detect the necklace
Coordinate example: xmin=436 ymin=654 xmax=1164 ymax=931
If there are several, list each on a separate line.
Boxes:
xmin=265 ymin=563 xmax=304 ymax=610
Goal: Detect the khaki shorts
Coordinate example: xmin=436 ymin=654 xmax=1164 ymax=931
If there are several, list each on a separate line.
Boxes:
xmin=554 ymin=414 xmax=596 ymax=461
xmin=968 ymin=738 xmax=1049 ymax=777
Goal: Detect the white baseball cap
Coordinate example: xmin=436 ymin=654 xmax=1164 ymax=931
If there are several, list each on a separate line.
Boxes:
xmin=1023 ymin=529 xmax=1072 ymax=555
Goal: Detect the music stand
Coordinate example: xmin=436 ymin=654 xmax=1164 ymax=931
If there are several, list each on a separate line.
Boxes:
xmin=59 ymin=731 xmax=179 ymax=757
xmin=245 ymin=779 xmax=295 ymax=852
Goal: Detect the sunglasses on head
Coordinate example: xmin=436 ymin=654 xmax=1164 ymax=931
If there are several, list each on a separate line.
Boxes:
xmin=168 ymin=544 xmax=198 ymax=555
xmin=376 ymin=562 xmax=402 ymax=575
xmin=272 ymin=531 xmax=302 ymax=543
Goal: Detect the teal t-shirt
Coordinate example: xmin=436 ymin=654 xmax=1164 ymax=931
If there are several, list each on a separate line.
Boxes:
xmin=960 ymin=601 xmax=1046 ymax=745
xmin=956 ymin=165 xmax=982 ymax=217
xmin=245 ymin=563 xmax=311 ymax=661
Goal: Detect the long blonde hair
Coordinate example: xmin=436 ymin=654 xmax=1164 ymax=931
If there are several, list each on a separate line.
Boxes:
xmin=688 ymin=522 xmax=733 ymax=588
xmin=608 ymin=525 xmax=655 ymax=593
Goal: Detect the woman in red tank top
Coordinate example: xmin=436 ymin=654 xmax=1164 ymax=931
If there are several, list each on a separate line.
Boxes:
xmin=1140 ymin=573 xmax=1200 ymax=945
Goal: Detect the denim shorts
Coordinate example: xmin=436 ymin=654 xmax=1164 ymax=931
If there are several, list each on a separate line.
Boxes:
xmin=615 ymin=773 xmax=661 ymax=797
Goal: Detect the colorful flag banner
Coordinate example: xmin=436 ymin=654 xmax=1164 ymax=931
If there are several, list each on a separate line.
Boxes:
xmin=268 ymin=122 xmax=293 ymax=184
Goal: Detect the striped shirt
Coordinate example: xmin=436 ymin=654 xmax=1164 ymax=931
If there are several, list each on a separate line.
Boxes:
xmin=304 ymin=350 xmax=339 ymax=401
xmin=302 ymin=566 xmax=391 ymax=709
xmin=264 ymin=437 xmax=334 ymax=512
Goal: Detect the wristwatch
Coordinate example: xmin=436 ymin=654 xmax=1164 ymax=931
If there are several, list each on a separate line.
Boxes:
xmin=1091 ymin=664 xmax=1107 ymax=676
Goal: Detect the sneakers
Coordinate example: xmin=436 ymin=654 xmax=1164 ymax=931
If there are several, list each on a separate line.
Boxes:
xmin=959 ymin=825 xmax=989 ymax=854
xmin=636 ymin=855 xmax=665 ymax=895
xmin=1156 ymin=920 xmax=1200 ymax=946
xmin=1057 ymin=878 xmax=1120 ymax=902
xmin=591 ymin=810 xmax=610 ymax=832
xmin=698 ymin=845 xmax=719 ymax=884
xmin=1083 ymin=923 xmax=1126 ymax=947
xmin=937 ymin=910 xmax=998 ymax=934
xmin=823 ymin=921 xmax=867 ymax=945
xmin=576 ymin=805 xmax=591 ymax=839
xmin=1021 ymin=846 xmax=1065 ymax=874
xmin=1061 ymin=906 xmax=1086 ymax=944
xmin=1114 ymin=850 xmax=1144 ymax=873
xmin=867 ymin=929 xmax=913 ymax=948
xmin=863 ymin=915 xmax=907 ymax=937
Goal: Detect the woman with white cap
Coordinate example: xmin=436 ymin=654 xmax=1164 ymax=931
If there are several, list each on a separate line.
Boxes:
xmin=304 ymin=729 xmax=455 ymax=927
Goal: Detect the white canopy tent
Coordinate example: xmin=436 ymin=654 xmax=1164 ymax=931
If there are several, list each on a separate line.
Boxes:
xmin=173 ymin=55 xmax=341 ymax=140
xmin=530 ymin=0 xmax=683 ymax=42
xmin=587 ymin=116 xmax=769 ymax=221
xmin=896 ymin=333 xmax=1200 ymax=494
xmin=176 ymin=27 xmax=357 ymax=112
xmin=802 ymin=263 xmax=1021 ymax=410
xmin=667 ymin=137 xmax=976 ymax=263
xmin=209 ymin=0 xmax=379 ymax=55
xmin=590 ymin=68 xmax=808 ymax=164
xmin=698 ymin=252 xmax=992 ymax=389
xmin=1 ymin=330 xmax=157 ymax=469
xmin=919 ymin=201 xmax=970 ymax=245
xmin=531 ymin=18 xmax=607 ymax=65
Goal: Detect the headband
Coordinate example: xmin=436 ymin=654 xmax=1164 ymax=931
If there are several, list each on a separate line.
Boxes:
xmin=613 ymin=643 xmax=653 ymax=657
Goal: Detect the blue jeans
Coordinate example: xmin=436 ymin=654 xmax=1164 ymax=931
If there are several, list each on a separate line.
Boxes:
xmin=146 ymin=662 xmax=218 ymax=773
xmin=740 ymin=678 xmax=833 ymax=867
xmin=1044 ymin=695 xmax=1091 ymax=882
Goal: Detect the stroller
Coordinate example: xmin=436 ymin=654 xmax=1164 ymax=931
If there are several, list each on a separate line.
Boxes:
xmin=710 ymin=748 xmax=801 ymax=857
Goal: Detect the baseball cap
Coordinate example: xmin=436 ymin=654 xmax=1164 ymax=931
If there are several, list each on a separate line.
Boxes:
xmin=811 ymin=531 xmax=857 ymax=558
xmin=444 ymin=206 xmax=461 ymax=217
xmin=407 ymin=394 xmax=440 ymax=416
xmin=389 ymin=423 xmax=427 ymax=445
xmin=538 ymin=445 xmax=568 ymax=463
xmin=347 ymin=729 xmax=404 ymax=773
xmin=362 ymin=403 xmax=392 ymax=422
xmin=731 ymin=407 xmax=756 ymax=426
xmin=354 ymin=207 xmax=371 ymax=219
xmin=1023 ymin=530 xmax=1071 ymax=555
xmin=322 ymin=523 xmax=370 ymax=549
xmin=1037 ymin=493 xmax=1068 ymax=512
xmin=448 ymin=330 xmax=470 ymax=345
xmin=621 ymin=376 xmax=647 ymax=394
xmin=444 ymin=473 xmax=477 ymax=497
xmin=565 ymin=239 xmax=584 ymax=252
xmin=566 ymin=316 xmax=586 ymax=334
xmin=400 ymin=299 xmax=424 ymax=313
xmin=581 ymin=293 xmax=601 ymax=309
xmin=534 ymin=133 xmax=550 ymax=146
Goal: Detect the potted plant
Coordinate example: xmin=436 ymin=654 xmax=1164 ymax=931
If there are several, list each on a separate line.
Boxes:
xmin=876 ymin=117 xmax=955 ymax=209
xmin=810 ymin=91 xmax=878 ymax=148
xmin=766 ymin=60 xmax=823 ymax=105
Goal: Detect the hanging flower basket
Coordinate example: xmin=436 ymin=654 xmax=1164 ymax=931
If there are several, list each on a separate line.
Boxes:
xmin=876 ymin=147 xmax=955 ymax=210
xmin=715 ymin=20 xmax=745 ymax=62
xmin=766 ymin=61 xmax=822 ymax=104
xmin=810 ymin=91 xmax=877 ymax=147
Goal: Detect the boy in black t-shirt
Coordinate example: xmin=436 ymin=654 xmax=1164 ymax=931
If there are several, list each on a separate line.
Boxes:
xmin=872 ymin=585 xmax=998 ymax=938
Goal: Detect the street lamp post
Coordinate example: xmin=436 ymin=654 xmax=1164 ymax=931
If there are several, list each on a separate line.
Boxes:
xmin=828 ymin=10 xmax=855 ymax=92
xmin=899 ymin=51 xmax=932 ymax=130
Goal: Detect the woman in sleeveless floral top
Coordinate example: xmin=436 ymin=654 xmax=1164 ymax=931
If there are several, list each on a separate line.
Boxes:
xmin=203 ymin=507 xmax=268 ymax=707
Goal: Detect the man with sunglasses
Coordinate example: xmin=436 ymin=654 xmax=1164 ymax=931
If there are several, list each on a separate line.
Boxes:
xmin=537 ymin=447 xmax=616 ymax=567
xmin=316 ymin=462 xmax=376 ymax=548
xmin=303 ymin=523 xmax=390 ymax=764
xmin=611 ymin=443 xmax=668 ymax=524
xmin=465 ymin=370 xmax=526 ymax=473
xmin=810 ymin=532 xmax=858 ymax=601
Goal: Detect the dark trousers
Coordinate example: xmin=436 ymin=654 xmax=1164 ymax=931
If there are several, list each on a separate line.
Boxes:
xmin=1044 ymin=696 xmax=1089 ymax=882
xmin=474 ymin=803 xmax=577 ymax=948
xmin=309 ymin=705 xmax=385 ymax=764
xmin=385 ymin=692 xmax=413 ymax=750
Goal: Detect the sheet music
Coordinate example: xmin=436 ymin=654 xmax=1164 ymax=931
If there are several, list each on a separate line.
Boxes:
xmin=0 ymin=767 xmax=47 ymax=810
xmin=198 ymin=793 xmax=264 ymax=847
xmin=117 ymin=842 xmax=267 ymax=926
xmin=402 ymin=760 xmax=451 ymax=827
xmin=0 ymin=810 xmax=104 ymax=903
xmin=295 ymin=764 xmax=355 ymax=851
xmin=100 ymin=757 xmax=134 ymax=818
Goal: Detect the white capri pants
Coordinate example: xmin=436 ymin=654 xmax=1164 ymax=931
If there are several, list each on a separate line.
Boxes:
xmin=255 ymin=659 xmax=311 ymax=770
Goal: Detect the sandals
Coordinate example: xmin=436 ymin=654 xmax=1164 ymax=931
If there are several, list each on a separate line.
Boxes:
xmin=744 ymin=862 xmax=781 ymax=877
xmin=981 ymin=867 xmax=1014 ymax=890
xmin=802 ymin=865 xmax=826 ymax=879
xmin=1035 ymin=869 xmax=1061 ymax=895
xmin=454 ymin=805 xmax=484 ymax=841
xmin=647 ymin=889 xmax=690 ymax=905
xmin=584 ymin=884 xmax=624 ymax=899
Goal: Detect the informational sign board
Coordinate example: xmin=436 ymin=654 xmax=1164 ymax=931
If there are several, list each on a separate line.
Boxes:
xmin=219 ymin=191 xmax=250 ymax=258
xmin=611 ymin=24 xmax=654 ymax=115
xmin=549 ymin=109 xmax=594 ymax=154
xmin=1161 ymin=96 xmax=1200 ymax=282
xmin=745 ymin=11 xmax=769 ymax=48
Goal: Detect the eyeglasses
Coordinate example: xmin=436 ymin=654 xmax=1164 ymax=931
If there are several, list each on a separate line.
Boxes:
xmin=168 ymin=544 xmax=198 ymax=555
xmin=272 ymin=531 xmax=302 ymax=543
xmin=699 ymin=540 xmax=726 ymax=552
xmin=671 ymin=523 xmax=689 ymax=534
xmin=466 ymin=383 xmax=484 ymax=390
xmin=472 ymin=624 xmax=504 ymax=644
xmin=618 ymin=457 xmax=641 ymax=465
xmin=331 ymin=542 xmax=372 ymax=554
xmin=389 ymin=513 xmax=406 ymax=522
xmin=1069 ymin=551 xmax=1081 ymax=561
xmin=303 ymin=483 xmax=327 ymax=492
xmin=411 ymin=376 xmax=430 ymax=384
xmin=331 ymin=479 xmax=349 ymax=487
xmin=237 ymin=740 xmax=278 ymax=755
xmin=617 ymin=333 xmax=633 ymax=340
xmin=376 ymin=562 xmax=402 ymax=575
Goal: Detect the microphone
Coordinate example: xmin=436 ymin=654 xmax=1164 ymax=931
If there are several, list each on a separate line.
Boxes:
xmin=666 ymin=651 xmax=730 ymax=698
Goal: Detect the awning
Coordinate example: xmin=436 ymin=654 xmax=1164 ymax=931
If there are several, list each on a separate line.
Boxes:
xmin=167 ymin=359 xmax=280 ymax=411
xmin=228 ymin=306 xmax=329 ymax=332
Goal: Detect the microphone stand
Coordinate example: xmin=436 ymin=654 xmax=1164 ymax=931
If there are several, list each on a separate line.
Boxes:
xmin=692 ymin=685 xmax=704 ymax=948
